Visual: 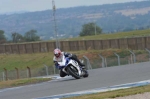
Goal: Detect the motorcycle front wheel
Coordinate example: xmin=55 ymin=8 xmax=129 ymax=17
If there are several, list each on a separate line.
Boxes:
xmin=68 ymin=66 xmax=80 ymax=79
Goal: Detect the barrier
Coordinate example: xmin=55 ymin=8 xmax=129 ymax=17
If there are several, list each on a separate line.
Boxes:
xmin=1 ymin=37 xmax=150 ymax=54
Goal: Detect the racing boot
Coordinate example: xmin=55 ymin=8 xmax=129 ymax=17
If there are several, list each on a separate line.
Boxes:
xmin=79 ymin=62 xmax=86 ymax=70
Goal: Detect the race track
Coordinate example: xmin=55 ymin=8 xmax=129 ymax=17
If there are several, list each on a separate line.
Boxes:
xmin=0 ymin=62 xmax=150 ymax=99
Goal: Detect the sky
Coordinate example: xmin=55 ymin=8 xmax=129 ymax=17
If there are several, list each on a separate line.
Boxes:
xmin=0 ymin=0 xmax=144 ymax=14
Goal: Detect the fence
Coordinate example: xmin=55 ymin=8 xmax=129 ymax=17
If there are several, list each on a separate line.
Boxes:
xmin=96 ymin=50 xmax=150 ymax=68
xmin=0 ymin=65 xmax=58 ymax=81
xmin=0 ymin=36 xmax=150 ymax=54
xmin=0 ymin=49 xmax=150 ymax=81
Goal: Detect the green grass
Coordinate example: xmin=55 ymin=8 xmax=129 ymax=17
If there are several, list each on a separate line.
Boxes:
xmin=0 ymin=78 xmax=51 ymax=89
xmin=64 ymin=85 xmax=150 ymax=99
xmin=0 ymin=49 xmax=148 ymax=72
xmin=0 ymin=50 xmax=99 ymax=72
xmin=0 ymin=52 xmax=54 ymax=72
xmin=63 ymin=29 xmax=150 ymax=41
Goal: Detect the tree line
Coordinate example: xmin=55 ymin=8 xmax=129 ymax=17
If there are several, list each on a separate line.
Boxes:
xmin=0 ymin=1 xmax=149 ymax=40
xmin=0 ymin=29 xmax=40 ymax=44
xmin=0 ymin=22 xmax=102 ymax=44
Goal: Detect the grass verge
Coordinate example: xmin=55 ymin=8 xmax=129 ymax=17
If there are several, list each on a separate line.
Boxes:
xmin=64 ymin=84 xmax=150 ymax=99
xmin=65 ymin=29 xmax=150 ymax=41
xmin=0 ymin=78 xmax=51 ymax=89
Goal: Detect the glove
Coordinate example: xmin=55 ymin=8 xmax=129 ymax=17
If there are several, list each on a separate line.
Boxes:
xmin=54 ymin=61 xmax=60 ymax=69
xmin=54 ymin=62 xmax=59 ymax=66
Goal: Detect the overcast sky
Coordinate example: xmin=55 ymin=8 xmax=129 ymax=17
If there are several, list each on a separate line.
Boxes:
xmin=0 ymin=0 xmax=144 ymax=14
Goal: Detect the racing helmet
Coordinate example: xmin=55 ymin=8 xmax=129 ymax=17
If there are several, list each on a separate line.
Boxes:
xmin=54 ymin=48 xmax=61 ymax=58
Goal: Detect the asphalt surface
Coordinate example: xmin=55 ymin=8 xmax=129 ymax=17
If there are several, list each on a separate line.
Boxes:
xmin=0 ymin=62 xmax=150 ymax=99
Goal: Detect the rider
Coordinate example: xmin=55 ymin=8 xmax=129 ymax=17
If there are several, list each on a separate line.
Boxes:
xmin=53 ymin=48 xmax=85 ymax=77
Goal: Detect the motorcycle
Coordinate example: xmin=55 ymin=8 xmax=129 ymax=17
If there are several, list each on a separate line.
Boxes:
xmin=58 ymin=55 xmax=89 ymax=79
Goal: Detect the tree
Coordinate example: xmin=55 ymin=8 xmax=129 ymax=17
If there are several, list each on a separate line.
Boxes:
xmin=24 ymin=29 xmax=40 ymax=42
xmin=11 ymin=32 xmax=24 ymax=43
xmin=79 ymin=22 xmax=102 ymax=36
xmin=0 ymin=30 xmax=6 ymax=44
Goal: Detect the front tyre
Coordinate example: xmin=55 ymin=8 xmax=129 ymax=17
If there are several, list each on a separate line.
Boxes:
xmin=68 ymin=66 xmax=80 ymax=79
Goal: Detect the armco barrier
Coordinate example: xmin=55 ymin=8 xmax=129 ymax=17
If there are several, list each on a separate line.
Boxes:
xmin=0 ymin=36 xmax=150 ymax=54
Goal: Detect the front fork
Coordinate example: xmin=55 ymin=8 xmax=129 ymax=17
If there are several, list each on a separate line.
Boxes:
xmin=62 ymin=67 xmax=69 ymax=75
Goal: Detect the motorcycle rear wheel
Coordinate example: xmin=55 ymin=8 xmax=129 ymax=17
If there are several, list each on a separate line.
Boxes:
xmin=82 ymin=70 xmax=89 ymax=78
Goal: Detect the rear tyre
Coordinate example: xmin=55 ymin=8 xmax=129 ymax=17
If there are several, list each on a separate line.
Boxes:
xmin=68 ymin=66 xmax=80 ymax=79
xmin=82 ymin=70 xmax=89 ymax=78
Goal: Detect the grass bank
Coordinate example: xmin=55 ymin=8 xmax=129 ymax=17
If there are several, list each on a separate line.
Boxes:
xmin=64 ymin=29 xmax=150 ymax=41
xmin=0 ymin=52 xmax=54 ymax=72
xmin=0 ymin=49 xmax=148 ymax=72
xmin=0 ymin=78 xmax=51 ymax=89
xmin=64 ymin=84 xmax=150 ymax=99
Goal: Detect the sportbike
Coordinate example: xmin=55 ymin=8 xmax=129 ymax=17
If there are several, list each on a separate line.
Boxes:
xmin=58 ymin=56 xmax=89 ymax=79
